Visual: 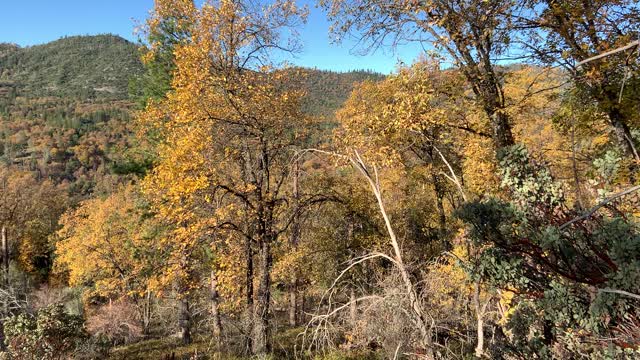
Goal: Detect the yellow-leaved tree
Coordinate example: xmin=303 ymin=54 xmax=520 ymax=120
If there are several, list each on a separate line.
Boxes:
xmin=336 ymin=59 xmax=484 ymax=229
xmin=137 ymin=0 xmax=337 ymax=353
xmin=55 ymin=185 xmax=164 ymax=334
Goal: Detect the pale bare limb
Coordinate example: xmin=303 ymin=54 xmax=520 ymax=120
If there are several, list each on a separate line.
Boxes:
xmin=393 ymin=342 xmax=402 ymax=360
xmin=559 ymin=185 xmax=640 ymax=230
xmin=432 ymin=144 xmax=467 ymax=202
xmin=598 ymin=288 xmax=640 ymax=301
xmin=576 ymin=40 xmax=640 ymax=67
xmin=349 ymin=149 xmax=436 ymax=359
xmin=301 ymin=148 xmax=438 ymax=359
xmin=407 ymin=129 xmax=468 ymax=202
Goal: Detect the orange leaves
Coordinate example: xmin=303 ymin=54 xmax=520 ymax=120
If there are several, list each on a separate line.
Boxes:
xmin=0 ymin=167 xmax=67 ymax=277
xmin=55 ymin=185 xmax=163 ymax=299
xmin=462 ymin=136 xmax=499 ymax=195
xmin=335 ymin=59 xmax=491 ymax=197
xmin=135 ymin=0 xmax=314 ymax=309
xmin=143 ymin=0 xmax=196 ymax=64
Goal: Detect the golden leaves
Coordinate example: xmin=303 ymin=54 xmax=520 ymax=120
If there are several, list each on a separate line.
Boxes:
xmin=134 ymin=0 xmax=312 ymax=305
xmin=55 ymin=186 xmax=162 ymax=298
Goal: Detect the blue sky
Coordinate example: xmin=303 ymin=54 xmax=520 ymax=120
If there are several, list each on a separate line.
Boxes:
xmin=0 ymin=0 xmax=423 ymax=74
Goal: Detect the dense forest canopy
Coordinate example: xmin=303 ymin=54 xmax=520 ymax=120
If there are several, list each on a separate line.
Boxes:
xmin=0 ymin=0 xmax=638 ymax=359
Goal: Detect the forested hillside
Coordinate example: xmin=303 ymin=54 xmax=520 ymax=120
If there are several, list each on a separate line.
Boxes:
xmin=295 ymin=68 xmax=385 ymax=118
xmin=0 ymin=38 xmax=141 ymax=200
xmin=0 ymin=35 xmax=142 ymax=100
xmin=0 ymin=35 xmax=381 ymax=197
xmin=0 ymin=1 xmax=639 ymax=359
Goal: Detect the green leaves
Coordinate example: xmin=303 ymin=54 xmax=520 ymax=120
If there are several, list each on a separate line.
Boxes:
xmin=459 ymin=143 xmax=640 ymax=356
xmin=498 ymin=144 xmax=564 ymax=213
xmin=4 ymin=304 xmax=88 ymax=360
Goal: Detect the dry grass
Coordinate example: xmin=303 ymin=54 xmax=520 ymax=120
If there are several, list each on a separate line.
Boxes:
xmin=107 ymin=338 xmax=230 ymax=360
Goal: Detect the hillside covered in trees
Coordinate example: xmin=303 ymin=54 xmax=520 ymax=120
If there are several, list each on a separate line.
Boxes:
xmin=0 ymin=0 xmax=639 ymax=359
xmin=0 ymin=34 xmax=382 ymax=196
xmin=0 ymin=35 xmax=142 ymax=100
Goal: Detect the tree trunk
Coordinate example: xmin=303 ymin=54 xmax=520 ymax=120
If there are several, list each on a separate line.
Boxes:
xmin=178 ymin=295 xmax=191 ymax=345
xmin=298 ymin=288 xmax=305 ymax=325
xmin=464 ymin=58 xmax=514 ymax=153
xmin=210 ymin=271 xmax=223 ymax=346
xmin=607 ymin=107 xmax=639 ymax=182
xmin=143 ymin=289 xmax=152 ymax=336
xmin=539 ymin=4 xmax=639 ymax=166
xmin=2 ymin=225 xmax=9 ymax=326
xmin=346 ymin=220 xmax=358 ymax=327
xmin=2 ymin=226 xmax=8 ymax=290
xmin=542 ymin=319 xmax=554 ymax=346
xmin=349 ymin=287 xmax=357 ymax=326
xmin=244 ymin=231 xmax=254 ymax=353
xmin=288 ymin=159 xmax=301 ymax=327
xmin=608 ymin=107 xmax=639 ymax=162
xmin=490 ymin=110 xmax=515 ymax=151
xmin=431 ymin=171 xmax=448 ymax=249
xmin=288 ymin=281 xmax=297 ymax=327
xmin=241 ymin=187 xmax=256 ymax=353
xmin=571 ymin=122 xmax=584 ymax=209
xmin=252 ymin=238 xmax=272 ymax=355
xmin=474 ymin=281 xmax=485 ymax=358
xmin=0 ymin=227 xmax=5 ymax=350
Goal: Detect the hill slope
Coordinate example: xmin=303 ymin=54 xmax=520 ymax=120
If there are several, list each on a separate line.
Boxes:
xmin=0 ymin=35 xmax=384 ymax=195
xmin=0 ymin=34 xmax=143 ymax=100
xmin=0 ymin=34 xmax=384 ymax=114
xmin=296 ymin=68 xmax=386 ymax=118
xmin=0 ymin=35 xmax=143 ymax=195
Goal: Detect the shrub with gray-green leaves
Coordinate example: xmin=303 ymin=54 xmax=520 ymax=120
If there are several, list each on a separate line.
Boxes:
xmin=458 ymin=145 xmax=640 ymax=357
xmin=4 ymin=304 xmax=88 ymax=360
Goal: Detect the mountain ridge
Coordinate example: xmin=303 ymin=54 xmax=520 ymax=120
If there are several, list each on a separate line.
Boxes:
xmin=0 ymin=34 xmax=143 ymax=100
xmin=0 ymin=34 xmax=385 ymax=115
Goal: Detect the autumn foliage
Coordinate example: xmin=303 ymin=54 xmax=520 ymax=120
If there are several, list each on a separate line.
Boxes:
xmin=0 ymin=0 xmax=638 ymax=359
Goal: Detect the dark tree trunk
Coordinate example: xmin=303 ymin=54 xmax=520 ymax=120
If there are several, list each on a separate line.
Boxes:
xmin=288 ymin=159 xmax=301 ymax=327
xmin=298 ymin=289 xmax=305 ymax=325
xmin=241 ymin=144 xmax=256 ymax=354
xmin=491 ymin=111 xmax=515 ymax=151
xmin=456 ymin=46 xmax=515 ymax=154
xmin=244 ymin=228 xmax=254 ymax=353
xmin=210 ymin=271 xmax=222 ymax=346
xmin=571 ymin=122 xmax=585 ymax=209
xmin=431 ymin=172 xmax=448 ymax=249
xmin=478 ymin=56 xmax=515 ymax=151
xmin=288 ymin=281 xmax=297 ymax=327
xmin=178 ymin=296 xmax=191 ymax=345
xmin=608 ymin=106 xmax=639 ymax=162
xmin=422 ymin=141 xmax=450 ymax=249
xmin=542 ymin=319 xmax=554 ymax=346
xmin=252 ymin=238 xmax=272 ymax=355
xmin=142 ymin=289 xmax=152 ymax=336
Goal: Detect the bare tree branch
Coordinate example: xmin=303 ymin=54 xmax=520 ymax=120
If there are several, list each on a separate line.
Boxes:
xmin=560 ymin=185 xmax=640 ymax=230
xmin=576 ymin=40 xmax=640 ymax=67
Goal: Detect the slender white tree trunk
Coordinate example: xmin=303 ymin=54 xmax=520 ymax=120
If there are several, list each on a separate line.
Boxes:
xmin=351 ymin=152 xmax=435 ymax=359
xmin=2 ymin=226 xmax=8 ymax=289
xmin=474 ymin=281 xmax=484 ymax=358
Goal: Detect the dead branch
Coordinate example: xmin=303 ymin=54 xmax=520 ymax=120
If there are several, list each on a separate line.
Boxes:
xmin=598 ymin=288 xmax=640 ymax=301
xmin=576 ymin=40 xmax=640 ymax=67
xmin=349 ymin=149 xmax=436 ymax=359
xmin=559 ymin=185 xmax=640 ymax=230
